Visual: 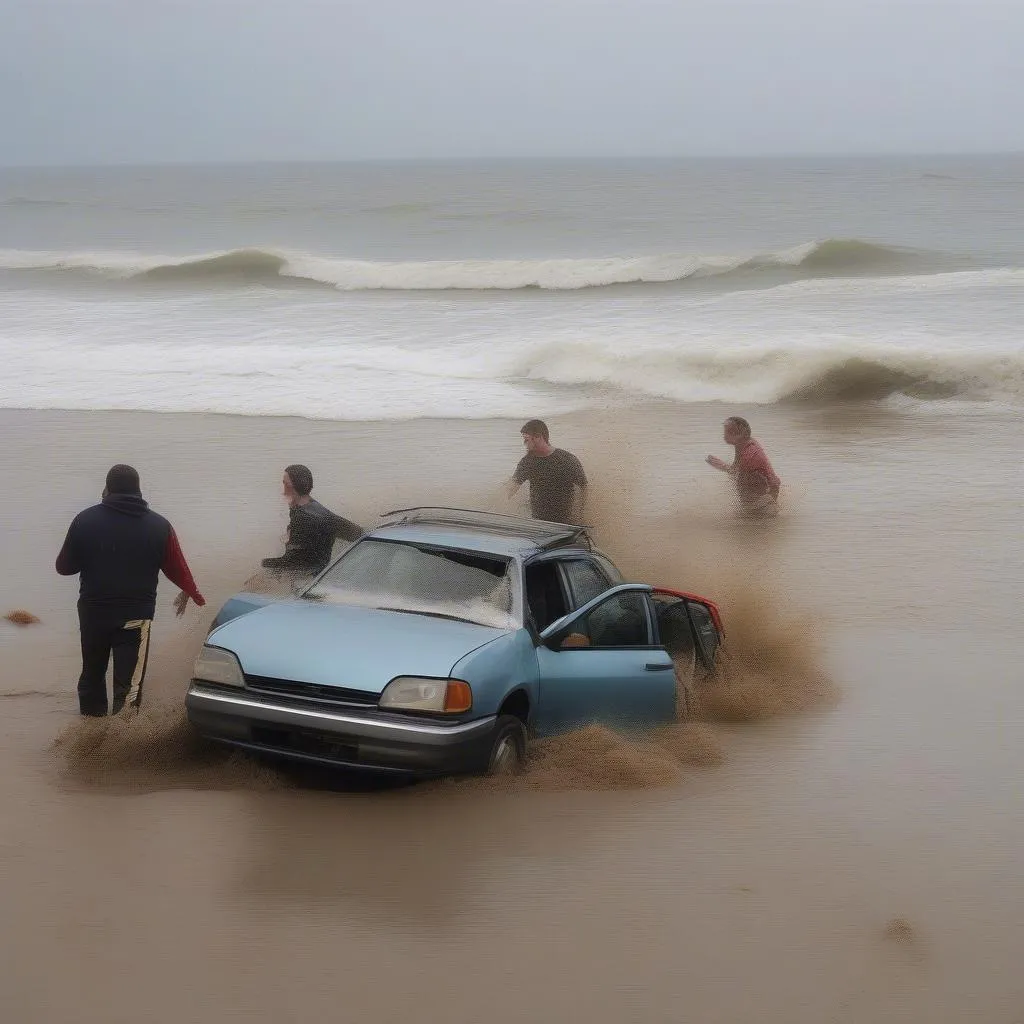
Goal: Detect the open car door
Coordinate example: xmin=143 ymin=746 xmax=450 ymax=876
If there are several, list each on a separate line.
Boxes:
xmin=533 ymin=583 xmax=677 ymax=736
xmin=650 ymin=588 xmax=723 ymax=675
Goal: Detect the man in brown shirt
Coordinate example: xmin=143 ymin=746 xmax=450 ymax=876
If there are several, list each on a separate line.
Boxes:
xmin=506 ymin=419 xmax=588 ymax=525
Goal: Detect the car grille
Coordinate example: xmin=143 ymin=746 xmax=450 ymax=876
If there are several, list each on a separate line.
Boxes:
xmin=244 ymin=674 xmax=378 ymax=707
xmin=250 ymin=726 xmax=359 ymax=762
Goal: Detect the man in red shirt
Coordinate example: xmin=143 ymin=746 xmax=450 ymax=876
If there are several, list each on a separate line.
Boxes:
xmin=706 ymin=416 xmax=781 ymax=516
xmin=56 ymin=464 xmax=205 ymax=716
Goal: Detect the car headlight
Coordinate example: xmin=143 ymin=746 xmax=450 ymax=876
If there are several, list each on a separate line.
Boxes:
xmin=192 ymin=645 xmax=245 ymax=688
xmin=379 ymin=676 xmax=472 ymax=714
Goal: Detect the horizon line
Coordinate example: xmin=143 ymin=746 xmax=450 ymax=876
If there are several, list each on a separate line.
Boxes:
xmin=3 ymin=149 xmax=1023 ymax=172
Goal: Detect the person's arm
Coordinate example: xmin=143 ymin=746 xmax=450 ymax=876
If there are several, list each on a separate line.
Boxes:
xmin=331 ymin=512 xmax=364 ymax=544
xmin=572 ymin=455 xmax=588 ymax=491
xmin=261 ymin=552 xmax=294 ymax=570
xmin=162 ymin=527 xmax=206 ymax=615
xmin=262 ymin=507 xmax=330 ymax=570
xmin=571 ymin=456 xmax=589 ymax=519
xmin=506 ymin=457 xmax=529 ymax=500
xmin=746 ymin=448 xmax=781 ymax=500
xmin=261 ymin=509 xmax=305 ymax=570
xmin=706 ymin=455 xmax=734 ymax=473
xmin=55 ymin=522 xmax=81 ymax=575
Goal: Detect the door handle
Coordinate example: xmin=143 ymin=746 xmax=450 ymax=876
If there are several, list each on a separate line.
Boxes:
xmin=645 ymin=662 xmax=674 ymax=671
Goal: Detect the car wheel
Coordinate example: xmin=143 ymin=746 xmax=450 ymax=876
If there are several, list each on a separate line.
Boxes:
xmin=485 ymin=716 xmax=527 ymax=776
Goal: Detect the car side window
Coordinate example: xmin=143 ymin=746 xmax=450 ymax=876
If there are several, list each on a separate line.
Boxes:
xmin=561 ymin=559 xmax=611 ymax=609
xmin=653 ymin=597 xmax=696 ymax=661
xmin=524 ymin=561 xmax=570 ymax=632
xmin=562 ymin=591 xmax=652 ymax=649
xmin=687 ymin=600 xmax=721 ymax=662
xmin=591 ymin=552 xmax=624 ymax=585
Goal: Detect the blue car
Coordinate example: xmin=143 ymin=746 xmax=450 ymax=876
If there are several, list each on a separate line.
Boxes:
xmin=185 ymin=508 xmax=723 ymax=777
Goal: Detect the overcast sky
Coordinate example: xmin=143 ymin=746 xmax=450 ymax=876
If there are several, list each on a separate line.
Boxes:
xmin=1 ymin=0 xmax=1021 ymax=165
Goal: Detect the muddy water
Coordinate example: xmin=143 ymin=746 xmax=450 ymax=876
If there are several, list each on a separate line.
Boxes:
xmin=1 ymin=404 xmax=1022 ymax=1022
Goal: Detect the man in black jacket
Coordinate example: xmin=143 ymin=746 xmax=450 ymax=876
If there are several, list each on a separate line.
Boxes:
xmin=56 ymin=464 xmax=206 ymax=716
xmin=262 ymin=464 xmax=363 ymax=578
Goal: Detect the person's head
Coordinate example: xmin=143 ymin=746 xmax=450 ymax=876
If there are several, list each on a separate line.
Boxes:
xmin=103 ymin=464 xmax=141 ymax=498
xmin=723 ymin=416 xmax=752 ymax=446
xmin=520 ymin=419 xmax=551 ymax=453
xmin=282 ymin=464 xmax=314 ymax=502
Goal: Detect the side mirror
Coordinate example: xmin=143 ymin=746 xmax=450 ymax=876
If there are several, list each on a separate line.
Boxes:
xmin=541 ymin=629 xmax=567 ymax=652
xmin=538 ymin=610 xmax=572 ymax=650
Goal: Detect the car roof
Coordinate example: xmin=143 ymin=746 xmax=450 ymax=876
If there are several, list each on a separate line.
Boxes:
xmin=365 ymin=507 xmax=594 ymax=559
xmin=371 ymin=522 xmax=588 ymax=558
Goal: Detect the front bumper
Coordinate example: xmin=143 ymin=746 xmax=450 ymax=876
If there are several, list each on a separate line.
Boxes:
xmin=185 ymin=682 xmax=495 ymax=776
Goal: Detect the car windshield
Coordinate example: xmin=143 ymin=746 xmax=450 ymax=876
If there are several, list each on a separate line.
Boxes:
xmin=303 ymin=539 xmax=517 ymax=629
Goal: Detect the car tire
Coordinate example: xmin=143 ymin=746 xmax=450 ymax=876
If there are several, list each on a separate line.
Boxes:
xmin=484 ymin=716 xmax=527 ymax=776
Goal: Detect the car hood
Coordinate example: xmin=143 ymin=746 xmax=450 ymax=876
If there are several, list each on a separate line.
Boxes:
xmin=207 ymin=599 xmax=511 ymax=694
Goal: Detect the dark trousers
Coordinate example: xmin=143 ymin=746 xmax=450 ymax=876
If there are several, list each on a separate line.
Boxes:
xmin=77 ymin=606 xmax=153 ymax=716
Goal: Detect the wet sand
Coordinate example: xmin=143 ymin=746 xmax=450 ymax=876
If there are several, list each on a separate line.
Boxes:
xmin=1 ymin=404 xmax=1023 ymax=1022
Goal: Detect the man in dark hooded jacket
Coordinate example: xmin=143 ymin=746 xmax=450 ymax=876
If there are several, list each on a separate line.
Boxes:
xmin=56 ymin=464 xmax=205 ymax=716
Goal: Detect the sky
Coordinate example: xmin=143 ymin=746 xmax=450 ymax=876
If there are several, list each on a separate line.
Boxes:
xmin=1 ymin=0 xmax=1022 ymax=165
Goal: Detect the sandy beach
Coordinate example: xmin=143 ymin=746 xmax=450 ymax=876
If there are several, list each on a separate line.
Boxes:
xmin=1 ymin=402 xmax=1022 ymax=1022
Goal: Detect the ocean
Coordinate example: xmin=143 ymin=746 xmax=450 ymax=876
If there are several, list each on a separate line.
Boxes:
xmin=2 ymin=155 xmax=1023 ymax=421
xmin=4 ymin=156 xmax=1024 ymax=1022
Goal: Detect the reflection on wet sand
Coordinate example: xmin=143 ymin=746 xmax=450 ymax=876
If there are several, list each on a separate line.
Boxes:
xmin=230 ymin=787 xmax=622 ymax=924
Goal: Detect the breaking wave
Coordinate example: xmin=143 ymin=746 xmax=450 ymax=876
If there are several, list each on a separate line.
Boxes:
xmin=0 ymin=239 xmax=971 ymax=292
xmin=779 ymin=357 xmax=966 ymax=402
xmin=3 ymin=336 xmax=1022 ymax=419
xmin=500 ymin=338 xmax=1024 ymax=406
xmin=137 ymin=249 xmax=292 ymax=283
